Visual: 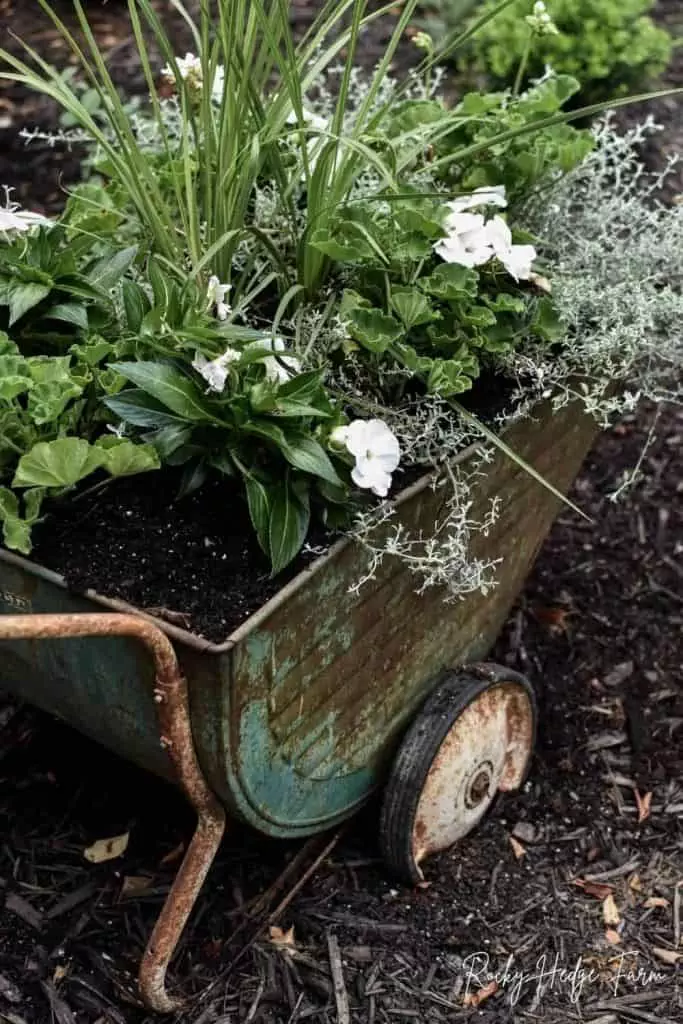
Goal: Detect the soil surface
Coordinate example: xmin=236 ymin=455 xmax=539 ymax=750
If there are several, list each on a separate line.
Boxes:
xmin=1 ymin=2 xmax=682 ymax=1024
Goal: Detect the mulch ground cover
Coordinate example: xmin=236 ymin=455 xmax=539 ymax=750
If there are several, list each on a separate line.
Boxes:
xmin=1 ymin=2 xmax=682 ymax=1023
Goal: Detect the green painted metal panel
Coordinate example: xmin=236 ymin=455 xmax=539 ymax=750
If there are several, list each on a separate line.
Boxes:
xmin=0 ymin=398 xmax=599 ymax=838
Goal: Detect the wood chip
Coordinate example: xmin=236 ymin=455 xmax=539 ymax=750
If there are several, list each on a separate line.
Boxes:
xmin=635 ymin=790 xmax=652 ymax=824
xmin=463 ymin=980 xmax=498 ymax=1007
xmin=652 ymin=947 xmax=681 ymax=965
xmin=603 ymin=893 xmax=621 ymax=926
xmin=574 ymin=878 xmax=614 ymax=901
xmin=5 ymin=892 xmax=43 ymax=932
xmin=327 ymin=933 xmax=350 ymax=1024
xmin=605 ymin=929 xmax=622 ymax=945
xmin=83 ymin=832 xmax=129 ymax=864
xmin=509 ymin=835 xmax=526 ymax=860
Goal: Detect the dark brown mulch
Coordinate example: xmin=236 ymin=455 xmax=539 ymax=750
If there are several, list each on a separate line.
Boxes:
xmin=1 ymin=2 xmax=682 ymax=1023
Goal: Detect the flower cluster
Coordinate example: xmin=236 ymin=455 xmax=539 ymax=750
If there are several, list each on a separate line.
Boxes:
xmin=161 ymin=53 xmax=224 ymax=103
xmin=434 ymin=185 xmax=537 ymax=281
xmin=0 ymin=189 xmax=49 ymax=236
xmin=525 ymin=1 xmax=559 ymax=36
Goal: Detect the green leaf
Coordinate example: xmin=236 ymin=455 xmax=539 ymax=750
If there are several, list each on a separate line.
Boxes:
xmin=143 ymin=423 xmax=194 ymax=460
xmin=282 ymin=437 xmax=343 ymax=486
xmin=0 ymin=332 xmax=19 ymax=356
xmin=244 ymin=474 xmax=272 ymax=557
xmin=427 ymin=358 xmax=476 ymax=396
xmin=532 ymin=296 xmax=565 ymax=342
xmin=390 ymin=287 xmax=439 ymax=329
xmin=268 ymin=482 xmax=310 ymax=576
xmin=0 ymin=356 xmax=32 ymax=402
xmin=85 ymin=245 xmax=138 ymax=292
xmin=43 ymin=301 xmax=88 ymax=330
xmin=27 ymin=379 xmax=83 ymax=425
xmin=112 ymin=363 xmax=216 ymax=422
xmin=420 ymin=264 xmax=479 ymax=300
xmin=13 ymin=438 xmax=105 ymax=489
xmin=104 ymin=389 xmax=186 ymax=429
xmin=121 ymin=280 xmax=150 ymax=333
xmin=7 ymin=282 xmax=52 ymax=325
xmin=347 ymin=307 xmax=403 ymax=353
xmin=95 ymin=437 xmax=161 ymax=477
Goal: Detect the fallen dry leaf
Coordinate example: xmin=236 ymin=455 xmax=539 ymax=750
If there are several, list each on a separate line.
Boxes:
xmin=159 ymin=841 xmax=185 ymax=867
xmin=652 ymin=947 xmax=681 ymax=965
xmin=463 ymin=980 xmax=498 ymax=1007
xmin=119 ymin=875 xmax=154 ymax=900
xmin=52 ymin=965 xmax=68 ymax=985
xmin=605 ymin=928 xmax=622 ymax=945
xmin=603 ymin=893 xmax=621 ymax=927
xmin=269 ymin=925 xmax=296 ymax=948
xmin=635 ymin=789 xmax=652 ymax=824
xmin=628 ymin=874 xmax=642 ymax=892
xmin=83 ymin=832 xmax=129 ymax=864
xmin=509 ymin=835 xmax=526 ymax=860
xmin=643 ymin=896 xmax=669 ymax=909
xmin=531 ymin=605 xmax=571 ymax=633
xmin=574 ymin=878 xmax=614 ymax=900
xmin=416 ymin=880 xmax=432 ymax=890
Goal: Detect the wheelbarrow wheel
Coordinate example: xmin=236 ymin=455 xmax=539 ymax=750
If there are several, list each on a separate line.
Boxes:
xmin=379 ymin=663 xmax=536 ymax=885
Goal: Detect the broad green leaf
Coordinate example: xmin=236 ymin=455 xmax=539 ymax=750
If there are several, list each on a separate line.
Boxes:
xmin=1 ymin=514 xmax=32 ymax=555
xmin=420 ymin=264 xmax=479 ymax=300
xmin=143 ymin=423 xmax=194 ymax=460
xmin=112 ymin=363 xmax=216 ymax=422
xmin=347 ymin=307 xmax=403 ymax=353
xmin=390 ymin=287 xmax=439 ymax=329
xmin=28 ymin=380 xmax=83 ymax=425
xmin=532 ymin=296 xmax=565 ymax=342
xmin=70 ymin=339 xmax=116 ymax=366
xmin=244 ymin=474 xmax=272 ymax=557
xmin=85 ymin=245 xmax=138 ymax=292
xmin=0 ymin=487 xmax=19 ymax=521
xmin=104 ymin=389 xmax=186 ymax=429
xmin=7 ymin=281 xmax=52 ymax=325
xmin=27 ymin=355 xmax=74 ymax=384
xmin=282 ymin=437 xmax=343 ymax=487
xmin=13 ymin=438 xmax=105 ymax=489
xmin=43 ymin=301 xmax=88 ymax=330
xmin=95 ymin=438 xmax=161 ymax=477
xmin=0 ymin=332 xmax=19 ymax=356
xmin=121 ymin=280 xmax=150 ymax=333
xmin=0 ymin=355 xmax=32 ymax=402
xmin=427 ymin=358 xmax=476 ymax=396
xmin=24 ymin=488 xmax=45 ymax=523
xmin=268 ymin=483 xmax=310 ymax=576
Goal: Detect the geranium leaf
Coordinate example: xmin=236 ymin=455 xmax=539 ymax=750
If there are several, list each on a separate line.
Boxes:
xmin=12 ymin=438 xmax=105 ymax=489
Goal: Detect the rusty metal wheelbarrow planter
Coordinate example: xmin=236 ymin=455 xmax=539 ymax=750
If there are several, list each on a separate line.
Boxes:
xmin=0 ymin=397 xmax=598 ymax=1011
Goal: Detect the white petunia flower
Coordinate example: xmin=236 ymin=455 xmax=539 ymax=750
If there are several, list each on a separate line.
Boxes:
xmin=434 ymin=212 xmax=495 ymax=268
xmin=445 ymin=185 xmax=508 ymax=218
xmin=485 ymin=215 xmax=537 ymax=281
xmin=206 ymin=275 xmax=231 ymax=321
xmin=248 ymin=336 xmax=301 ymax=384
xmin=332 ymin=419 xmax=401 ymax=498
xmin=192 ymin=347 xmax=240 ymax=393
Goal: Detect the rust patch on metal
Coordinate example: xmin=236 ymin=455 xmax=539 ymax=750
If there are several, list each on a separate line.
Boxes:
xmin=410 ymin=682 xmax=534 ymax=872
xmin=0 ymin=613 xmax=226 ymax=1013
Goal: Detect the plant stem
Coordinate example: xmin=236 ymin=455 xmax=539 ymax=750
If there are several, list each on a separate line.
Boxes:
xmin=512 ymin=30 xmax=533 ymax=97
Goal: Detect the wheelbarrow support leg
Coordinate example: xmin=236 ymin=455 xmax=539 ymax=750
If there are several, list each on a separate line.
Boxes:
xmin=0 ymin=613 xmax=226 ymax=1013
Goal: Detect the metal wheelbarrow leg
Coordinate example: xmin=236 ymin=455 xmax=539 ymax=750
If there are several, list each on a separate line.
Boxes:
xmin=0 ymin=613 xmax=226 ymax=1013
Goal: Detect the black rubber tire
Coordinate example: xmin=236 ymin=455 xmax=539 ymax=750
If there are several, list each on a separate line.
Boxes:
xmin=379 ymin=663 xmax=536 ymax=885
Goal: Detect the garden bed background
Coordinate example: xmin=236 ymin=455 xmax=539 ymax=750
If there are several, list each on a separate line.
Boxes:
xmin=0 ymin=1 xmax=681 ymax=1023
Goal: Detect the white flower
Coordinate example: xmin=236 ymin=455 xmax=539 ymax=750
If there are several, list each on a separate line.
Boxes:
xmin=206 ymin=275 xmax=231 ymax=321
xmin=248 ymin=336 xmax=301 ymax=384
xmin=485 ymin=216 xmax=537 ymax=281
xmin=0 ymin=193 xmax=50 ymax=237
xmin=161 ymin=53 xmax=225 ymax=101
xmin=525 ymin=1 xmax=559 ymax=35
xmin=192 ymin=347 xmax=240 ymax=393
xmin=434 ymin=212 xmax=495 ymax=268
xmin=332 ymin=419 xmax=401 ymax=498
xmin=445 ymin=185 xmax=507 ymax=218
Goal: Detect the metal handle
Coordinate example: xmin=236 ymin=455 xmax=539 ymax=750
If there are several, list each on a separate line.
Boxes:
xmin=0 ymin=612 xmax=226 ymax=1012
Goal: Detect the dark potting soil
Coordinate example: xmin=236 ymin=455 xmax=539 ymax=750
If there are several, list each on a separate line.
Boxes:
xmin=30 ymin=470 xmax=332 ymax=642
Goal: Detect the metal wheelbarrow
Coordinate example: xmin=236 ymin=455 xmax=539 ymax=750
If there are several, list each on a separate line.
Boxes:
xmin=0 ymin=397 xmax=599 ymax=1011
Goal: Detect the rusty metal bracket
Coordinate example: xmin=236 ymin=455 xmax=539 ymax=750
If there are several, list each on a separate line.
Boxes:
xmin=0 ymin=612 xmax=226 ymax=1013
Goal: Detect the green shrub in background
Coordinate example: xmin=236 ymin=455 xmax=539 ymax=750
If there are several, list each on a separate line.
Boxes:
xmin=420 ymin=0 xmax=673 ymax=101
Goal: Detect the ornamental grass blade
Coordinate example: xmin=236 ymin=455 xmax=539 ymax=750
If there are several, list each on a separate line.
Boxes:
xmin=451 ymin=400 xmax=591 ymax=522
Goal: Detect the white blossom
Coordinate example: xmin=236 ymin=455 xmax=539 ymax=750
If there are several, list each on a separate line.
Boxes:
xmin=0 ymin=191 xmax=50 ymax=237
xmin=485 ymin=215 xmax=537 ymax=281
xmin=248 ymin=336 xmax=301 ymax=384
xmin=525 ymin=1 xmax=559 ymax=35
xmin=445 ymin=185 xmax=508 ymax=218
xmin=192 ymin=347 xmax=240 ymax=393
xmin=206 ymin=275 xmax=231 ymax=321
xmin=331 ymin=419 xmax=401 ymax=498
xmin=161 ymin=53 xmax=225 ymax=102
xmin=434 ymin=212 xmax=495 ymax=268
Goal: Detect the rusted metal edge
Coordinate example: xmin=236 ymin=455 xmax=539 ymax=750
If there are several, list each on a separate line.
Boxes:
xmin=0 ymin=435 xmax=485 ymax=654
xmin=0 ymin=613 xmax=226 ymax=1013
